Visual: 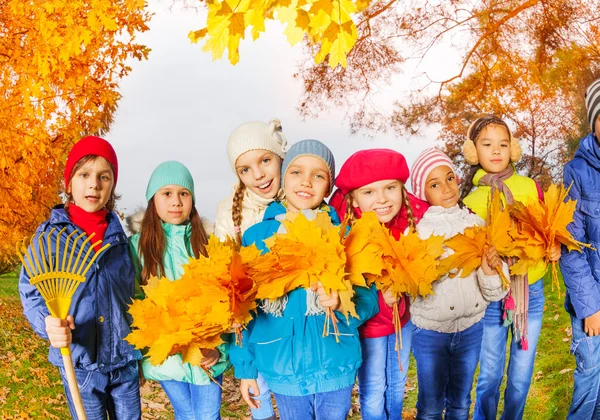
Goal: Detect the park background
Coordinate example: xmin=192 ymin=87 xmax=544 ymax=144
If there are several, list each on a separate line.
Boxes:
xmin=1 ymin=0 xmax=597 ymax=417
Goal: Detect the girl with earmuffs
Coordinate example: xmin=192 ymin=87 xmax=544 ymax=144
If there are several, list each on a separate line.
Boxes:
xmin=460 ymin=115 xmax=560 ymax=420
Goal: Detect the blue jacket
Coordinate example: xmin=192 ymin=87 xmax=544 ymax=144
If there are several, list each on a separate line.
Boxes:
xmin=230 ymin=202 xmax=379 ymax=396
xmin=19 ymin=206 xmax=140 ymax=372
xmin=561 ymin=133 xmax=600 ymax=319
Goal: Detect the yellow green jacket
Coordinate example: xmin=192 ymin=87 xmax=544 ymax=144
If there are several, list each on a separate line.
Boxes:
xmin=463 ymin=168 xmax=548 ymax=283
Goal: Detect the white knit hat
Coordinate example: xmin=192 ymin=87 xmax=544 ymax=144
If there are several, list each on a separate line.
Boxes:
xmin=226 ymin=119 xmax=288 ymax=171
xmin=410 ymin=148 xmax=458 ymax=201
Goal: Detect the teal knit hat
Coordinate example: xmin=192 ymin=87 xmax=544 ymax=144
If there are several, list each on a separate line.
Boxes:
xmin=146 ymin=161 xmax=195 ymax=202
xmin=281 ymin=139 xmax=336 ymax=195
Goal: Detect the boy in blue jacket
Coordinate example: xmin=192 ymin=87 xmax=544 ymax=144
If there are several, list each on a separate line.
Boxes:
xmin=19 ymin=137 xmax=141 ymax=418
xmin=231 ymin=139 xmax=379 ymax=420
xmin=561 ymin=78 xmax=600 ymax=419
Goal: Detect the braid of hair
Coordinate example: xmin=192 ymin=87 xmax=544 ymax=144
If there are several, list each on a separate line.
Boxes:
xmin=460 ymin=165 xmax=480 ymax=201
xmin=401 ymin=184 xmax=417 ymax=231
xmin=339 ymin=193 xmax=356 ymax=237
xmin=231 ymin=181 xmax=246 ymax=248
xmin=469 ymin=114 xmax=512 ymax=144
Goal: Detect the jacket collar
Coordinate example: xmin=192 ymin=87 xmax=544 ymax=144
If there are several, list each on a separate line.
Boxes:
xmin=49 ymin=205 xmax=125 ymax=241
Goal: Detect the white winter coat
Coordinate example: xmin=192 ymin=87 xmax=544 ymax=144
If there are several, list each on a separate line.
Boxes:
xmin=411 ymin=205 xmax=508 ymax=333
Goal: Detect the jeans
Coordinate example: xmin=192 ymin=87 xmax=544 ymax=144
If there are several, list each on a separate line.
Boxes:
xmin=249 ymin=372 xmax=275 ymax=419
xmin=160 ymin=376 xmax=222 ymax=420
xmin=357 ymin=320 xmax=413 ymax=420
xmin=412 ymin=322 xmax=483 ymax=420
xmin=568 ymin=314 xmax=600 ymax=419
xmin=273 ymin=386 xmax=352 ymax=420
xmin=59 ymin=361 xmax=141 ymax=420
xmin=474 ymin=279 xmax=545 ymax=420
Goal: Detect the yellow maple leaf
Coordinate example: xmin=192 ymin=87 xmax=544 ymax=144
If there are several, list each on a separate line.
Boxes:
xmin=508 ymin=183 xmax=593 ymax=295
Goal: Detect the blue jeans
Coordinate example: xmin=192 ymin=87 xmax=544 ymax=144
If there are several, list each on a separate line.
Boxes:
xmin=474 ymin=279 xmax=545 ymax=420
xmin=160 ymin=376 xmax=222 ymax=420
xmin=273 ymin=386 xmax=352 ymax=420
xmin=59 ymin=361 xmax=141 ymax=420
xmin=249 ymin=372 xmax=275 ymax=419
xmin=568 ymin=314 xmax=600 ymax=419
xmin=357 ymin=320 xmax=413 ymax=420
xmin=412 ymin=322 xmax=483 ymax=420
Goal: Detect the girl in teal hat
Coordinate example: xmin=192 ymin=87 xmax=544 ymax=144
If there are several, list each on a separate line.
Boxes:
xmin=129 ymin=161 xmax=230 ymax=419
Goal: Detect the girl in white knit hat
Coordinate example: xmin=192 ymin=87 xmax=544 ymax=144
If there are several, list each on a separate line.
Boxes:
xmin=214 ymin=119 xmax=287 ymax=420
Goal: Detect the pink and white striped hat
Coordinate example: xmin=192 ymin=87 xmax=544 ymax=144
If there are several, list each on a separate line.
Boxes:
xmin=410 ymin=148 xmax=458 ymax=201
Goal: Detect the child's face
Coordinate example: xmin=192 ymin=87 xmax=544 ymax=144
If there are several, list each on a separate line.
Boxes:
xmin=284 ymin=156 xmax=330 ymax=212
xmin=595 ymin=117 xmax=600 ymax=140
xmin=352 ymin=179 xmax=404 ymax=224
xmin=475 ymin=124 xmax=511 ymax=174
xmin=235 ymin=150 xmax=282 ymax=199
xmin=67 ymin=157 xmax=114 ymax=212
xmin=153 ymin=185 xmax=193 ymax=225
xmin=424 ymin=165 xmax=459 ymax=208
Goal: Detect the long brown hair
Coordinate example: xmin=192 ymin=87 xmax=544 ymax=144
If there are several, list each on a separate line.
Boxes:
xmin=138 ymin=198 xmax=208 ymax=284
xmin=64 ymin=155 xmax=120 ymax=211
xmin=341 ymin=182 xmax=417 ymax=231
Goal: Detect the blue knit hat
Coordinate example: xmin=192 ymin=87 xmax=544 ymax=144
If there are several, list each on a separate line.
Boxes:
xmin=281 ymin=139 xmax=336 ymax=195
xmin=146 ymin=161 xmax=195 ymax=202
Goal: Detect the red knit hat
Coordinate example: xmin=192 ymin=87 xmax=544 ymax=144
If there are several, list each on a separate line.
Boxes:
xmin=330 ymin=149 xmax=410 ymax=217
xmin=64 ymin=136 xmax=119 ymax=187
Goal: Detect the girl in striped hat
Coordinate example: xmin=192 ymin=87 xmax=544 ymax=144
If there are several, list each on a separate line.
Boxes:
xmin=409 ymin=147 xmax=508 ymax=419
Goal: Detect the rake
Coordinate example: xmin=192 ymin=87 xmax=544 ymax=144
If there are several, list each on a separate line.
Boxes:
xmin=17 ymin=227 xmax=110 ymax=420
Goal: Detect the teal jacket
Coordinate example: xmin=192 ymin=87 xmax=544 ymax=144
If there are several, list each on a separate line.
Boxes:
xmin=129 ymin=222 xmax=231 ymax=384
xmin=230 ymin=202 xmax=379 ymax=396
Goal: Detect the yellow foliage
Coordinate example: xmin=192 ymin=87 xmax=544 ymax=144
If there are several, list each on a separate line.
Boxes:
xmin=1 ymin=0 xmax=150 ymax=266
xmin=439 ymin=191 xmax=518 ymax=287
xmin=508 ymin=183 xmax=593 ymax=293
xmin=246 ymin=212 xmax=357 ymax=320
xmin=344 ymin=212 xmax=444 ymax=298
xmin=189 ymin=0 xmax=370 ymax=68
xmin=126 ymin=235 xmax=261 ymax=365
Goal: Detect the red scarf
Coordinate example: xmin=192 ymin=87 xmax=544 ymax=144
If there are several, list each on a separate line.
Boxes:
xmin=66 ymin=204 xmax=109 ymax=252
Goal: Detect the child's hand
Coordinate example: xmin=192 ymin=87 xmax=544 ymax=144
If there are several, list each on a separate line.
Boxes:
xmin=549 ymin=241 xmax=562 ymax=262
xmin=45 ymin=315 xmax=75 ymax=348
xmin=585 ymin=311 xmax=600 ymax=337
xmin=382 ymin=289 xmax=400 ymax=308
xmin=315 ymin=281 xmax=340 ymax=311
xmin=481 ymin=246 xmax=502 ymax=276
xmin=200 ymin=348 xmax=221 ymax=368
xmin=240 ymin=379 xmax=261 ymax=410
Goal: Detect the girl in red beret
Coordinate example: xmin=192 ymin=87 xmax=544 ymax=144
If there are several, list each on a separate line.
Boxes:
xmin=19 ymin=136 xmax=142 ymax=418
xmin=330 ymin=148 xmax=428 ymax=420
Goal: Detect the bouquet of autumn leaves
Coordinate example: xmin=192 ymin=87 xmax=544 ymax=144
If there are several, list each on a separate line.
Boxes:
xmin=245 ymin=211 xmax=360 ymax=342
xmin=507 ymin=184 xmax=593 ymax=294
xmin=344 ymin=212 xmax=445 ymax=351
xmin=125 ymin=236 xmax=260 ymax=373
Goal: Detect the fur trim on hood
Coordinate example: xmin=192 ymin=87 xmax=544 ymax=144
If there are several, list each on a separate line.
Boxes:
xmin=125 ymin=208 xmax=214 ymax=236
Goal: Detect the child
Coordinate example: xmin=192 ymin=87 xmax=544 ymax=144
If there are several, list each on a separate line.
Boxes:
xmin=231 ymin=140 xmax=379 ymax=420
xmin=214 ymin=119 xmax=287 ymax=420
xmin=409 ymin=148 xmax=508 ymax=419
xmin=560 ymin=78 xmax=600 ymax=419
xmin=129 ymin=161 xmax=230 ymax=420
xmin=330 ymin=148 xmax=427 ymax=420
xmin=19 ymin=136 xmax=142 ymax=418
xmin=214 ymin=119 xmax=287 ymax=246
xmin=461 ymin=115 xmax=560 ymax=420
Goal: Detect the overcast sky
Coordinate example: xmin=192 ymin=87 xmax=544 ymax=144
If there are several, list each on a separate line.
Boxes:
xmin=105 ymin=0 xmax=448 ymax=220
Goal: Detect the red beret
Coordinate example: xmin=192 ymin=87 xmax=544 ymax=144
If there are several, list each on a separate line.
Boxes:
xmin=64 ymin=136 xmax=119 ymax=187
xmin=334 ymin=149 xmax=410 ymax=195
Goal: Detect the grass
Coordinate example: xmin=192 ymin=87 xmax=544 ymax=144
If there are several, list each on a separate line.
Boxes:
xmin=0 ymin=270 xmax=574 ymax=419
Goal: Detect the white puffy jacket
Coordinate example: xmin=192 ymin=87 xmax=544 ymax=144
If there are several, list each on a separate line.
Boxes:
xmin=411 ymin=205 xmax=508 ymax=333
